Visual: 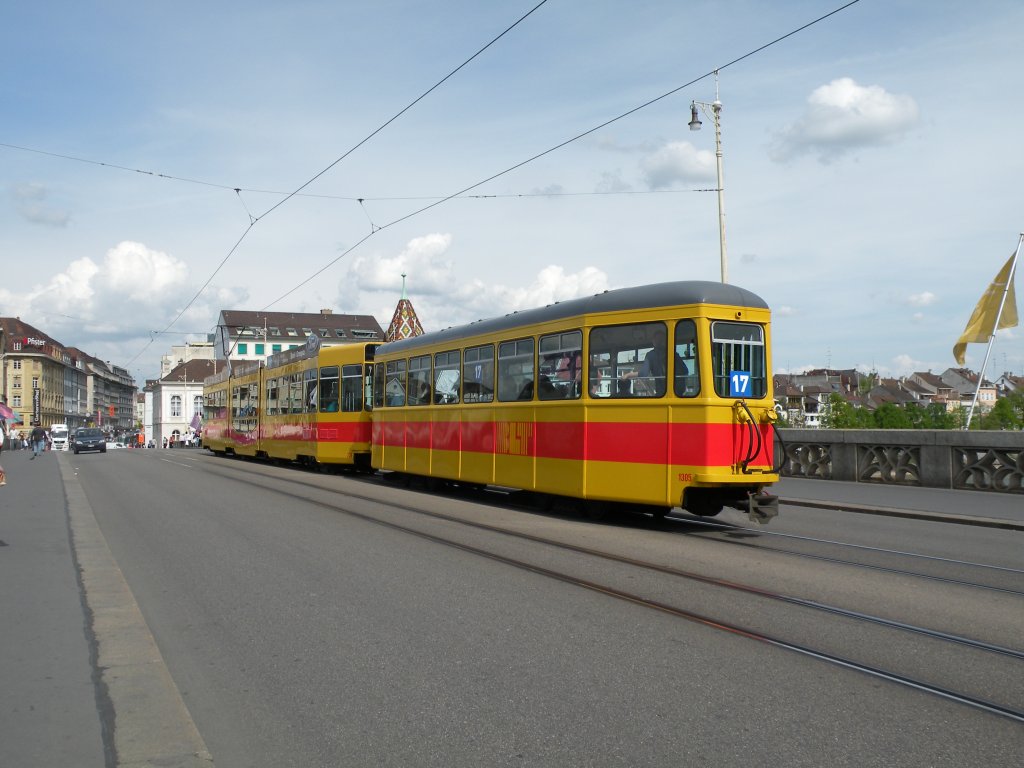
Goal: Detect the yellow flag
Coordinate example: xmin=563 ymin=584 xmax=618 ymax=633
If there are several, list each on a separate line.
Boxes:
xmin=953 ymin=252 xmax=1018 ymax=365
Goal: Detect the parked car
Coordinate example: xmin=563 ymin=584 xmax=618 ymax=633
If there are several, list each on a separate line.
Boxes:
xmin=72 ymin=428 xmax=106 ymax=454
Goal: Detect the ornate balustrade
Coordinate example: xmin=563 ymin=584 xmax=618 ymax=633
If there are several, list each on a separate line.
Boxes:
xmin=777 ymin=429 xmax=1024 ymax=494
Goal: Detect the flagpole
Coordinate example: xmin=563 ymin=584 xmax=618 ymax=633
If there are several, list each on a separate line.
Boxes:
xmin=965 ymin=233 xmax=1023 ymax=429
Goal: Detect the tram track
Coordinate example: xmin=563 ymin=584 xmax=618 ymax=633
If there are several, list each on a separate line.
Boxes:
xmin=182 ymin=453 xmax=1024 ymax=725
xmin=186 ymin=451 xmax=1023 ymax=595
xmin=659 ymin=516 xmax=1024 ymax=596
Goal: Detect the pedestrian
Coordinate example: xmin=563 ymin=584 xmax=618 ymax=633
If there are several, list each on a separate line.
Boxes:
xmin=0 ymin=462 xmax=6 ymax=486
xmin=31 ymin=422 xmax=47 ymax=459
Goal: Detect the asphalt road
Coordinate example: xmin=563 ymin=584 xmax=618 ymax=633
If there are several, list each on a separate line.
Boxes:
xmin=2 ymin=448 xmax=1022 ymax=767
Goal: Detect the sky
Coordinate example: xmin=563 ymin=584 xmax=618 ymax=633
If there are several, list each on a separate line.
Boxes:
xmin=2 ymin=0 xmax=1022 ymax=385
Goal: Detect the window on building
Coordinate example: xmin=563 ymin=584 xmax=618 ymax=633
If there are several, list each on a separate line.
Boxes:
xmin=255 ymin=343 xmax=265 ymax=355
xmin=193 ymin=395 xmax=203 ymax=416
xmin=171 ymin=395 xmax=182 ymax=417
xmin=270 ymin=327 xmax=280 ymax=336
xmin=319 ymin=328 xmax=329 ymax=338
xmin=32 ymin=376 xmax=39 ymax=389
xmin=238 ymin=343 xmax=248 ymax=354
xmin=12 ymin=360 xmax=21 ymax=370
xmin=12 ymin=395 xmax=21 ymax=407
xmin=335 ymin=329 xmax=347 ymax=338
xmin=272 ymin=344 xmax=282 ymax=353
xmin=301 ymin=327 xmax=313 ymax=336
xmin=286 ymin=328 xmax=298 ymax=336
xmin=12 ymin=377 xmax=20 ymax=388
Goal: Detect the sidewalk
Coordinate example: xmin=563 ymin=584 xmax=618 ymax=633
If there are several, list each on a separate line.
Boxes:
xmin=0 ymin=449 xmax=107 ymax=767
xmin=0 ymin=448 xmax=211 ymax=767
xmin=775 ymin=476 xmax=1024 ymax=530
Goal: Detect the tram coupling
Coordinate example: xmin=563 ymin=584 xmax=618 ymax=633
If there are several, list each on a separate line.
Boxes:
xmin=740 ymin=491 xmax=779 ymax=525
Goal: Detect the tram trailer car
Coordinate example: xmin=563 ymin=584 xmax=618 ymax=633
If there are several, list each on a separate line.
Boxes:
xmin=203 ymin=342 xmax=377 ymax=469
xmin=371 ymin=280 xmax=780 ymax=522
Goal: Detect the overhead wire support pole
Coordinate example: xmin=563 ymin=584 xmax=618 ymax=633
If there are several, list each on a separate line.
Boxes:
xmin=964 ymin=232 xmax=1022 ymax=429
xmin=690 ymin=71 xmax=728 ymax=284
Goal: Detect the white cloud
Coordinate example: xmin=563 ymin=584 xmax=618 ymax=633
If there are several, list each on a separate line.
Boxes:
xmin=100 ymin=241 xmax=190 ymax=302
xmin=907 ymin=291 xmax=936 ymax=307
xmin=336 ymin=234 xmax=610 ymax=334
xmin=1 ymin=241 xmax=235 ymax=349
xmin=640 ymin=141 xmax=715 ymax=188
xmin=343 ymin=233 xmax=455 ymax=300
xmin=771 ymin=78 xmax=919 ymax=163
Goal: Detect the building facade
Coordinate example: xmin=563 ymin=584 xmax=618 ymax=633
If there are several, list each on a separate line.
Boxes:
xmin=213 ymin=309 xmax=383 ymax=366
xmin=151 ymin=359 xmax=218 ymax=447
xmin=0 ymin=318 xmax=136 ymax=434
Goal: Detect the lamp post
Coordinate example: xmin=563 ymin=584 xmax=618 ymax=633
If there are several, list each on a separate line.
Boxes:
xmin=689 ymin=72 xmax=728 ymax=284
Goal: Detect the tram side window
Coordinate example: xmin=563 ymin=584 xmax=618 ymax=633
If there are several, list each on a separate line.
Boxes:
xmin=463 ymin=345 xmax=494 ymax=403
xmin=372 ymin=363 xmax=385 ymax=408
xmin=247 ymin=383 xmax=259 ymax=417
xmin=673 ymin=320 xmax=700 ymax=398
xmin=386 ymin=359 xmax=407 ymax=407
xmin=289 ymin=373 xmax=303 ymax=414
xmin=340 ymin=364 xmax=364 ymax=412
xmin=589 ymin=322 xmax=668 ymax=398
xmin=538 ymin=330 xmax=582 ymax=400
xmin=231 ymin=386 xmax=240 ymax=418
xmin=319 ymin=366 xmax=339 ymax=412
xmin=711 ymin=322 xmax=767 ymax=399
xmin=406 ymin=356 xmax=431 ymax=406
xmin=497 ymin=338 xmax=535 ymax=402
xmin=266 ymin=377 xmax=279 ymax=415
xmin=304 ymin=369 xmax=318 ymax=413
xmin=433 ymin=351 xmax=460 ymax=405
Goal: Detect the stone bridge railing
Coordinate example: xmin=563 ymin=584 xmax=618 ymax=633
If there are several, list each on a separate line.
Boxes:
xmin=777 ymin=429 xmax=1024 ymax=494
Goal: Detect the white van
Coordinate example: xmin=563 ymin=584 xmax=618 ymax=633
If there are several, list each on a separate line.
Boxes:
xmin=50 ymin=423 xmax=70 ymax=451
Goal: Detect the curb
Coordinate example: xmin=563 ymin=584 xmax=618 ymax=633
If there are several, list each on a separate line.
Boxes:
xmin=780 ymin=497 xmax=1024 ymax=532
xmin=60 ymin=455 xmax=215 ymax=767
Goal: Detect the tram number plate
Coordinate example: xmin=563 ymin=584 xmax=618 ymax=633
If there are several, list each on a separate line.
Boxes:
xmin=730 ymin=371 xmax=752 ymax=397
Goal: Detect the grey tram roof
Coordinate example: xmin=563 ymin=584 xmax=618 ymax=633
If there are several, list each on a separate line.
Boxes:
xmin=383 ymin=280 xmax=769 ymax=355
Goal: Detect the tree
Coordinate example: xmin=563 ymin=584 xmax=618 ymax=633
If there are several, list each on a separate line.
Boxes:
xmin=873 ymin=403 xmax=912 ymax=429
xmin=979 ymin=393 xmax=1024 ymax=430
xmin=821 ymin=393 xmax=873 ymax=428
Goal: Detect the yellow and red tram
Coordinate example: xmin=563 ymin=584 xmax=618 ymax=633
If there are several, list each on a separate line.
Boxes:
xmin=203 ymin=342 xmax=377 ymax=469
xmin=371 ymin=281 xmax=780 ymax=521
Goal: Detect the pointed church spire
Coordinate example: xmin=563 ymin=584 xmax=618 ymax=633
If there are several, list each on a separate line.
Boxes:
xmin=385 ymin=273 xmax=424 ymax=341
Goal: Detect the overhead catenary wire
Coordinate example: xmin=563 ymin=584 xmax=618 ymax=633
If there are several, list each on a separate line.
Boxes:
xmin=263 ymin=0 xmax=862 ymax=309
xmin=122 ymin=1 xmax=552 ymax=368
xmin=10 ymin=1 xmax=862 ymax=370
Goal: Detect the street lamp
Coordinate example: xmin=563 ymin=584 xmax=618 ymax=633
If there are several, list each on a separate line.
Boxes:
xmin=689 ymin=71 xmax=728 ymax=284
